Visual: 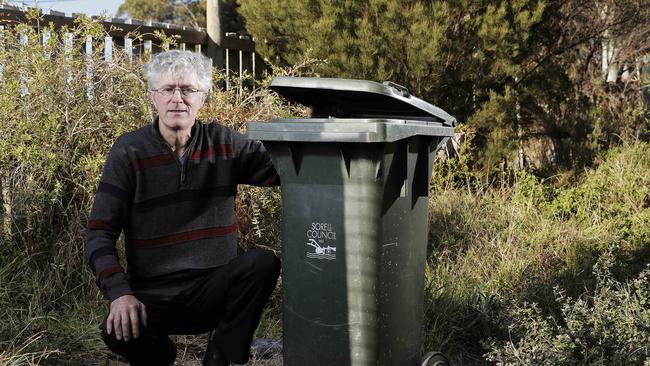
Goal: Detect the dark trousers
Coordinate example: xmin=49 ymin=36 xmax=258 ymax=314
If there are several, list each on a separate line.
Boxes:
xmin=100 ymin=249 xmax=281 ymax=365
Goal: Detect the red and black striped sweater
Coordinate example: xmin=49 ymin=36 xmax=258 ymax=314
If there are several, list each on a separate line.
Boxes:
xmin=85 ymin=119 xmax=279 ymax=301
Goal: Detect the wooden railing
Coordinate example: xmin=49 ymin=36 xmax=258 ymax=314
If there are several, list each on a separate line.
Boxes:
xmin=0 ymin=4 xmax=263 ymax=89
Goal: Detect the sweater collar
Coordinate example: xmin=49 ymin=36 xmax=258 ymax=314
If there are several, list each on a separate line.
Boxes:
xmin=150 ymin=117 xmax=200 ymax=152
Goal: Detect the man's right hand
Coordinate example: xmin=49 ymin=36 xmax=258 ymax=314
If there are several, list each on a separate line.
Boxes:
xmin=106 ymin=294 xmax=147 ymax=342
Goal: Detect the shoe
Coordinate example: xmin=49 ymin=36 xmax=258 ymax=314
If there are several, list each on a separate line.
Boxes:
xmin=203 ymin=331 xmax=230 ymax=366
xmin=167 ymin=338 xmax=178 ymax=366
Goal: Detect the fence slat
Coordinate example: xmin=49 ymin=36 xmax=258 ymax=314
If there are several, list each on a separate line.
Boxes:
xmin=124 ymin=37 xmax=132 ymax=60
xmin=63 ymin=32 xmax=73 ymax=51
xmin=0 ymin=7 xmax=262 ymax=90
xmin=144 ymin=40 xmax=152 ymax=58
xmin=239 ymin=49 xmax=243 ymax=75
xmin=104 ymin=36 xmax=113 ymax=64
xmin=252 ymin=51 xmax=256 ymax=79
xmin=238 ymin=49 xmax=243 ymax=96
xmin=225 ymin=48 xmax=230 ymax=90
xmin=104 ymin=36 xmax=112 ymax=63
xmin=20 ymin=30 xmax=28 ymax=96
xmin=42 ymin=30 xmax=50 ymax=58
xmin=86 ymin=35 xmax=93 ymax=100
xmin=64 ymin=32 xmax=73 ymax=89
xmin=0 ymin=25 xmax=4 ymax=81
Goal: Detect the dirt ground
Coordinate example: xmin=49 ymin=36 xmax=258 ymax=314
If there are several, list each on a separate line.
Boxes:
xmin=103 ymin=335 xmax=282 ymax=366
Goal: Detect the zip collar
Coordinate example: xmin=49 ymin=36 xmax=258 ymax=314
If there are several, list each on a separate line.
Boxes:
xmin=149 ymin=117 xmax=201 ymax=153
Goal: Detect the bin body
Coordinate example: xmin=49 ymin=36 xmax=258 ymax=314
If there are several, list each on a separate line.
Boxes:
xmin=247 ymin=77 xmax=456 ymax=366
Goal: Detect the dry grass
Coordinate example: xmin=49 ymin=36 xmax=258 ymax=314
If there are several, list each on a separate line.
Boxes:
xmin=423 ymin=141 xmax=650 ymax=363
xmin=99 ymin=335 xmax=283 ymax=366
xmin=171 ymin=335 xmax=283 ymax=366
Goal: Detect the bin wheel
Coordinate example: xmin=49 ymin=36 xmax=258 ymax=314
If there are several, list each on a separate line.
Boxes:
xmin=421 ymin=351 xmax=450 ymax=366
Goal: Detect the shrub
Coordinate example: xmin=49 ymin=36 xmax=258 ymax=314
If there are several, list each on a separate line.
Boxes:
xmin=0 ymin=17 xmax=304 ymax=363
xmin=1 ymin=15 xmax=648 ymax=366
xmin=484 ymin=250 xmax=650 ymax=366
xmin=425 ymin=141 xmax=650 ymax=363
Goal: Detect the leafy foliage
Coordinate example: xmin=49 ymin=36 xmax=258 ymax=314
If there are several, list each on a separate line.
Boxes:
xmin=485 ymin=251 xmax=650 ymax=365
xmin=0 ymin=7 xmax=648 ymax=365
xmin=426 ymin=142 xmax=650 ymax=363
xmin=0 ymin=17 xmax=294 ymax=364
xmin=117 ymin=0 xmax=245 ymax=31
xmin=238 ymin=0 xmax=650 ymax=174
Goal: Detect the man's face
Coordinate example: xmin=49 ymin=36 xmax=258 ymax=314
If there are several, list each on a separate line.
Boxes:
xmin=150 ymin=73 xmax=206 ymax=132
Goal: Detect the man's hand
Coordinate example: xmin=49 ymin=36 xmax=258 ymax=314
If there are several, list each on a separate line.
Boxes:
xmin=106 ymin=294 xmax=147 ymax=342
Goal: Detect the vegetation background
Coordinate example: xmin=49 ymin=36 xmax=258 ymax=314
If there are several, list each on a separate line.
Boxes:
xmin=1 ymin=0 xmax=650 ymax=365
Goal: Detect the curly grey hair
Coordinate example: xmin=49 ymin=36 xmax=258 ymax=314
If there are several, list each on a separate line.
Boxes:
xmin=145 ymin=50 xmax=213 ymax=91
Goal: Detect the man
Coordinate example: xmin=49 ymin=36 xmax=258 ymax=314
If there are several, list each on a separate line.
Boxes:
xmin=85 ymin=50 xmax=280 ymax=366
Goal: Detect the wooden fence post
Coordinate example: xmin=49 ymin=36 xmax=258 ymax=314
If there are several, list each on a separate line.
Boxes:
xmin=206 ymin=0 xmax=224 ymax=68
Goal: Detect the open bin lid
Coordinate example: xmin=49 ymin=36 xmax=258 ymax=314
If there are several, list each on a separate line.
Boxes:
xmin=268 ymin=77 xmax=456 ymax=127
xmin=247 ymin=77 xmax=457 ymax=143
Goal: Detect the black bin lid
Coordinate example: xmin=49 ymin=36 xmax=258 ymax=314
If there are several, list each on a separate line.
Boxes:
xmin=269 ymin=77 xmax=456 ymax=126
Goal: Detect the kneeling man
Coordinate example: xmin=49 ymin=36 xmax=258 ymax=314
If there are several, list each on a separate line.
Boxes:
xmin=85 ymin=50 xmax=280 ymax=366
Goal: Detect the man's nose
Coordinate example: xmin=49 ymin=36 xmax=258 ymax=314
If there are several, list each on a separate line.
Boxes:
xmin=170 ymin=88 xmax=184 ymax=102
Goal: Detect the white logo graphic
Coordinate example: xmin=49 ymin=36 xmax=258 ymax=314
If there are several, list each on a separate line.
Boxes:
xmin=306 ymin=222 xmax=337 ymax=260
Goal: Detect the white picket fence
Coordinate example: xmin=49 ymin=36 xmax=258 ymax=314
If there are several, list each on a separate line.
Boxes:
xmin=0 ymin=3 xmax=262 ymax=95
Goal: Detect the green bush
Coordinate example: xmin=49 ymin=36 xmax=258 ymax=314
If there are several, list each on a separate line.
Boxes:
xmin=1 ymin=16 xmax=648 ymax=366
xmin=485 ymin=250 xmax=650 ymax=365
xmin=0 ymin=17 xmax=305 ymax=364
xmin=425 ymin=141 xmax=650 ymax=363
xmin=238 ymin=0 xmax=650 ymax=174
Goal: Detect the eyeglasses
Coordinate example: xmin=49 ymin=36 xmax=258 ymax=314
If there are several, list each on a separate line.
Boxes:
xmin=152 ymin=87 xmax=204 ymax=97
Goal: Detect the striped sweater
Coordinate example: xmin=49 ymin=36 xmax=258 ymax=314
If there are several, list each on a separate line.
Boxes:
xmin=85 ymin=119 xmax=278 ymax=301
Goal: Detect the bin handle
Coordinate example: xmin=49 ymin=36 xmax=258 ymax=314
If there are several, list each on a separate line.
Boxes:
xmin=383 ymin=81 xmax=411 ymax=98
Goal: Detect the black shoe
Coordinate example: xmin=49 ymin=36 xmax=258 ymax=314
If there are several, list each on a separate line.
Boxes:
xmin=203 ymin=331 xmax=230 ymax=366
xmin=168 ymin=340 xmax=177 ymax=366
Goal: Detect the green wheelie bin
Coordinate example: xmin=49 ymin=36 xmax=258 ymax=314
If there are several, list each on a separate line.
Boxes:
xmin=247 ymin=77 xmax=456 ymax=366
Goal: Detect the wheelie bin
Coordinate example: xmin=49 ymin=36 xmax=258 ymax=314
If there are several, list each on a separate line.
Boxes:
xmin=247 ymin=77 xmax=456 ymax=366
